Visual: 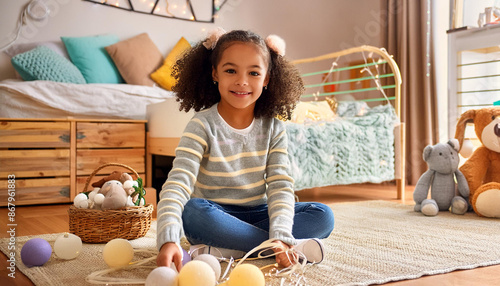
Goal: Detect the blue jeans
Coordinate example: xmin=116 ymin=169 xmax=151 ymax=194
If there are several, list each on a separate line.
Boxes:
xmin=182 ymin=198 xmax=335 ymax=252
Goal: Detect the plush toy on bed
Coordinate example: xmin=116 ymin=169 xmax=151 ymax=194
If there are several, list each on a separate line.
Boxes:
xmin=413 ymin=139 xmax=470 ymax=216
xmin=455 ymin=107 xmax=500 ymax=218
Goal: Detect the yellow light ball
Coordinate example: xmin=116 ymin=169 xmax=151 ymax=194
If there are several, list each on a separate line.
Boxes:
xmin=178 ymin=260 xmax=215 ymax=286
xmin=102 ymin=238 xmax=134 ymax=268
xmin=228 ymin=264 xmax=265 ymax=286
xmin=54 ymin=233 xmax=82 ymax=260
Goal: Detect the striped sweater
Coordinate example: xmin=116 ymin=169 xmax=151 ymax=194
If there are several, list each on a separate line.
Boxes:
xmin=157 ymin=104 xmax=296 ymax=250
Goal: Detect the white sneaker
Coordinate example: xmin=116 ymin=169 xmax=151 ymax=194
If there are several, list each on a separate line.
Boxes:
xmin=294 ymin=238 xmax=324 ymax=264
xmin=189 ymin=244 xmax=246 ymax=260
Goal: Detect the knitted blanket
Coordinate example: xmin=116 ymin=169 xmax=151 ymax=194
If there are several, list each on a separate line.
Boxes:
xmin=286 ymin=103 xmax=397 ymax=190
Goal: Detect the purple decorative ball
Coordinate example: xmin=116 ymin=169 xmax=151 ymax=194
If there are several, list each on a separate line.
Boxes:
xmin=21 ymin=238 xmax=52 ymax=267
xmin=182 ymin=248 xmax=191 ymax=265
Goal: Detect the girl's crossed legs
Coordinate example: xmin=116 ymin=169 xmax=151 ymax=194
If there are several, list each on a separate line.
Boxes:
xmin=182 ymin=198 xmax=334 ymax=252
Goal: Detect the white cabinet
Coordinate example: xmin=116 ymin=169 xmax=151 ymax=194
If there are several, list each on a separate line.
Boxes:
xmin=448 ymin=25 xmax=500 ymax=137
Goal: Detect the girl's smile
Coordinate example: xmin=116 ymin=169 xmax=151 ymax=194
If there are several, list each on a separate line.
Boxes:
xmin=231 ymin=90 xmax=252 ymax=97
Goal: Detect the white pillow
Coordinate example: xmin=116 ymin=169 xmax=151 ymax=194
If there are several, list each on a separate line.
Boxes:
xmin=4 ymin=41 xmax=69 ymax=59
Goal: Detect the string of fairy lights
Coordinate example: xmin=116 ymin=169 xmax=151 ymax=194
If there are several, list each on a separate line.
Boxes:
xmin=84 ymin=0 xmax=228 ymax=23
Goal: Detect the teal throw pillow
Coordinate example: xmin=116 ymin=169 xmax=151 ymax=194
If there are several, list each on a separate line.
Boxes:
xmin=62 ymin=34 xmax=124 ymax=84
xmin=11 ymin=46 xmax=86 ymax=84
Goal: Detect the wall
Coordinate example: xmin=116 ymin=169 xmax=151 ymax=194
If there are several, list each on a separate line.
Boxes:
xmin=433 ymin=0 xmax=450 ymax=142
xmin=0 ymin=0 xmax=385 ymax=81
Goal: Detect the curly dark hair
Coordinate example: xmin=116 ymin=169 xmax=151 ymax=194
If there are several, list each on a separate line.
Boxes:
xmin=171 ymin=30 xmax=304 ymax=120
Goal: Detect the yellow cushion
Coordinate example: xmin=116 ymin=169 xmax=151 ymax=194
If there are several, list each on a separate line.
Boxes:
xmin=151 ymin=37 xmax=191 ymax=91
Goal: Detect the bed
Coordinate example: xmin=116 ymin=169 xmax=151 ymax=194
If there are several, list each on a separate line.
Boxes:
xmin=0 ymin=79 xmax=174 ymax=119
xmin=286 ymin=45 xmax=405 ymax=199
xmin=286 ymin=103 xmax=399 ymax=189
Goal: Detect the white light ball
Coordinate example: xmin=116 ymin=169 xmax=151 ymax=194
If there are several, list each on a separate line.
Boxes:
xmin=94 ymin=193 xmax=105 ymax=205
xmin=75 ymin=199 xmax=89 ymax=209
xmin=145 ymin=266 xmax=178 ymax=286
xmin=102 ymin=238 xmax=134 ymax=268
xmin=178 ymin=260 xmax=215 ymax=286
xmin=88 ymin=189 xmax=100 ymax=201
xmin=54 ymin=233 xmax=82 ymax=260
xmin=194 ymin=254 xmax=221 ymax=280
xmin=73 ymin=193 xmax=87 ymax=205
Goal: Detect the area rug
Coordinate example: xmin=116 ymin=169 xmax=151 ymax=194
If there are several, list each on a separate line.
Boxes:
xmin=2 ymin=200 xmax=500 ymax=285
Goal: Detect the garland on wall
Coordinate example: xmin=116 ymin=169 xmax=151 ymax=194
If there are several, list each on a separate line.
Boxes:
xmin=83 ymin=0 xmax=227 ymax=23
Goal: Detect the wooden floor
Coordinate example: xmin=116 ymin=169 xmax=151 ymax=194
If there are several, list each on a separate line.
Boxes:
xmin=1 ymin=183 xmax=499 ymax=285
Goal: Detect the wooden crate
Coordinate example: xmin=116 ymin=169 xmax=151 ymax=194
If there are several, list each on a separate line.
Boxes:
xmin=0 ymin=118 xmax=147 ymax=206
xmin=0 ymin=177 xmax=70 ymax=206
xmin=0 ymin=149 xmax=70 ymax=178
xmin=0 ymin=121 xmax=70 ymax=148
xmin=0 ymin=120 xmax=72 ymax=206
xmin=75 ymin=121 xmax=146 ymax=196
xmin=76 ymin=122 xmax=145 ymax=148
xmin=76 ymin=149 xmax=145 ymax=175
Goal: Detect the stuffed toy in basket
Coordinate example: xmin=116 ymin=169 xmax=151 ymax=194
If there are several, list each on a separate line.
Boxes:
xmin=68 ymin=163 xmax=153 ymax=243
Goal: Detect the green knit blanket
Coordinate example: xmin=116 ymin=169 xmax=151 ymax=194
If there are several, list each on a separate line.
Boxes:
xmin=286 ymin=102 xmax=397 ymax=191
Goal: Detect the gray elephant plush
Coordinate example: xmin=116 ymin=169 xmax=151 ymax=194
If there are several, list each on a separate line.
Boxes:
xmin=413 ymin=139 xmax=470 ymax=216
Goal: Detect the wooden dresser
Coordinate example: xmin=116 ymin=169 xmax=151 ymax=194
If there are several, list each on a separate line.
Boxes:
xmin=0 ymin=118 xmax=147 ymax=206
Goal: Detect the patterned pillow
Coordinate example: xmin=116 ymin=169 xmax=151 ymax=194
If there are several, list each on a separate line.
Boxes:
xmin=11 ymin=46 xmax=86 ymax=84
xmin=62 ymin=34 xmax=123 ymax=84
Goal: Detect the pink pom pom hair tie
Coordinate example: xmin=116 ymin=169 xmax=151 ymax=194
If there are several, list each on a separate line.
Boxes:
xmin=265 ymin=35 xmax=286 ymax=56
xmin=203 ymin=27 xmax=227 ymax=50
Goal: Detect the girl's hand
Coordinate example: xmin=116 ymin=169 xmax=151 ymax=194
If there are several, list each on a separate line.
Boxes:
xmin=157 ymin=242 xmax=183 ymax=271
xmin=272 ymin=240 xmax=297 ymax=268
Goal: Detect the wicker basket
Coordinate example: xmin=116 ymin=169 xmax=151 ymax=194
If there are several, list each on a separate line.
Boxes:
xmin=68 ymin=163 xmax=153 ymax=243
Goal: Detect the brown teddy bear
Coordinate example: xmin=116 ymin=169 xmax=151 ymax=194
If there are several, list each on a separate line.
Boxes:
xmin=454 ymin=107 xmax=500 ymax=218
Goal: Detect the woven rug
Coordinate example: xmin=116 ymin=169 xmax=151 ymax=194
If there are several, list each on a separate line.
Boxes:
xmin=2 ymin=200 xmax=500 ymax=286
